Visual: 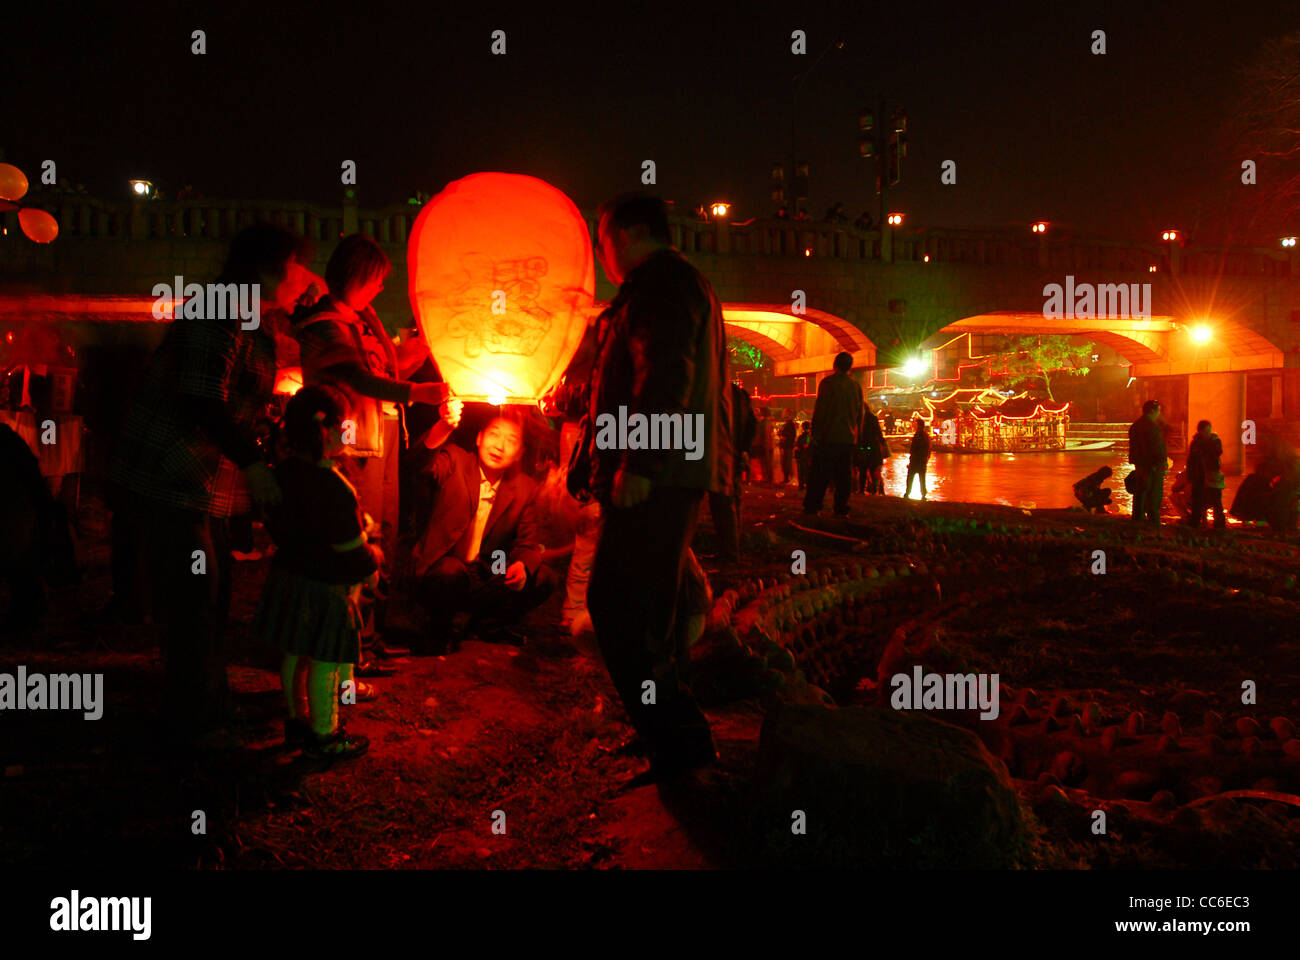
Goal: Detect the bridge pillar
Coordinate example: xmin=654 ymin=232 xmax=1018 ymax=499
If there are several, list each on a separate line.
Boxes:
xmin=1187 ymin=371 xmax=1245 ymax=475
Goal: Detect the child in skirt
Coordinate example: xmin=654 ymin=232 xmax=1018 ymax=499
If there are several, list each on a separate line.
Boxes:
xmin=255 ymin=385 xmax=378 ymax=760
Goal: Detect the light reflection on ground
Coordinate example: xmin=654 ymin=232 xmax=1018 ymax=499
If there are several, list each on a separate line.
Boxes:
xmin=788 ymin=451 xmax=1249 ymax=521
xmin=881 ymin=451 xmax=1248 ymax=518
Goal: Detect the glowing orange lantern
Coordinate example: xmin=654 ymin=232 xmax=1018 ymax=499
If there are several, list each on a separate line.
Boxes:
xmin=273 ymin=366 xmax=304 ymax=396
xmin=18 ymin=208 xmax=58 ymax=244
xmin=0 ymin=164 xmax=29 ymax=203
xmin=408 ymin=172 xmax=594 ymax=404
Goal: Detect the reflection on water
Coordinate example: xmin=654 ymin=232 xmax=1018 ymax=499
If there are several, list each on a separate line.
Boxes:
xmin=877 ymin=450 xmax=1246 ymax=516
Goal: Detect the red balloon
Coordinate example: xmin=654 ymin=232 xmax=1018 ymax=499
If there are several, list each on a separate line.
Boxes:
xmin=0 ymin=163 xmax=29 ymax=202
xmin=19 ymin=208 xmax=59 ymax=243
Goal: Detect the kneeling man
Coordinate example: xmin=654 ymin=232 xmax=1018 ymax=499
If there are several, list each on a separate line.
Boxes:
xmin=413 ymin=410 xmax=556 ymax=647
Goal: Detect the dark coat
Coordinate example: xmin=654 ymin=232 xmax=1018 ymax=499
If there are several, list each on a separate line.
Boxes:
xmin=860 ymin=409 xmax=888 ymax=467
xmin=811 ymin=370 xmax=863 ymax=445
xmin=909 ymin=427 xmax=931 ymax=462
xmin=412 ymin=444 xmax=544 ymax=579
xmin=1186 ymin=432 xmax=1223 ymax=487
xmin=586 ymin=248 xmax=734 ymax=500
xmin=1127 ymin=415 xmax=1167 ymax=470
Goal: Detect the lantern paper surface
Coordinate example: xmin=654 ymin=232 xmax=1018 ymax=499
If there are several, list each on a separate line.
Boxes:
xmin=408 ymin=173 xmax=594 ymax=403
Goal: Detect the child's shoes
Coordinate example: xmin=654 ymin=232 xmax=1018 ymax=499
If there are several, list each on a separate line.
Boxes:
xmin=305 ymin=727 xmax=370 ymax=761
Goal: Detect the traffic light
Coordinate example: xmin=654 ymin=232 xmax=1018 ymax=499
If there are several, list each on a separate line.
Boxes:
xmin=858 ymin=110 xmax=876 ymax=158
xmin=887 ymin=109 xmax=908 ymax=185
xmin=770 ymin=162 xmax=785 ymax=204
xmin=794 ymin=161 xmax=810 ymax=209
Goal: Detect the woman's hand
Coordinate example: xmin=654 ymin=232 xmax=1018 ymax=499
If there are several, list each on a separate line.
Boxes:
xmin=410 ymin=381 xmax=452 ymax=406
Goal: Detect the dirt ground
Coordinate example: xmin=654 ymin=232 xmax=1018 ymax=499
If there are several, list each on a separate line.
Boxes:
xmin=2 ymin=483 xmax=1298 ymax=869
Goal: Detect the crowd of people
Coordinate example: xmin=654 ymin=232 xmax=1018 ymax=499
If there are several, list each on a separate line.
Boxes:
xmin=1068 ymin=398 xmax=1300 ymax=531
xmin=88 ymin=193 xmax=738 ymax=783
xmin=11 ymin=193 xmax=1300 ymax=783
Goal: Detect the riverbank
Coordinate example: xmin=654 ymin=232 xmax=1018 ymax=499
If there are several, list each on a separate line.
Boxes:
xmin=2 ymin=486 xmax=1297 ymax=868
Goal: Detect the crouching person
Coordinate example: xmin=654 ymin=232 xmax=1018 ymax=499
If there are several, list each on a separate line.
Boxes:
xmin=1073 ymin=465 xmax=1113 ymax=513
xmin=412 ymin=408 xmax=556 ymax=649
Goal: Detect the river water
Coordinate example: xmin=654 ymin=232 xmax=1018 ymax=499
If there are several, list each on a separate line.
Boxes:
xmin=883 ymin=450 xmax=1248 ymax=516
xmin=793 ymin=449 xmax=1247 ymax=517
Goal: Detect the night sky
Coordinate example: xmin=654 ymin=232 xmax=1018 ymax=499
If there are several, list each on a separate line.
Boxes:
xmin=7 ymin=0 xmax=1300 ymax=242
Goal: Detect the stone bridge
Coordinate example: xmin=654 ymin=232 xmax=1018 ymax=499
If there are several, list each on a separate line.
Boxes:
xmin=5 ymin=194 xmax=1300 ymax=469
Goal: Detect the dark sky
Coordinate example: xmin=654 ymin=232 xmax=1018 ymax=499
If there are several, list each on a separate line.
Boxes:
xmin=7 ymin=0 xmax=1299 ymax=242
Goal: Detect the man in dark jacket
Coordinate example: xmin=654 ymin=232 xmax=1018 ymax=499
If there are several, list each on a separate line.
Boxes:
xmin=1185 ymin=419 xmax=1225 ymax=529
xmin=581 ymin=192 xmax=733 ymax=781
xmin=1127 ymin=400 xmax=1167 ymax=524
xmin=803 ymin=352 xmax=863 ymax=516
xmin=412 ymin=411 xmax=553 ymax=647
xmin=905 ymin=418 xmax=932 ymax=500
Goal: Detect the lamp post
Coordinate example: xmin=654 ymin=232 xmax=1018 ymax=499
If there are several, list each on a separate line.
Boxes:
xmin=788 ymin=39 xmax=845 ymax=218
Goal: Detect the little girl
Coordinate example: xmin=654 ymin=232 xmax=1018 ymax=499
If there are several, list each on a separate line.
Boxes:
xmin=254 ymin=385 xmax=378 ymax=760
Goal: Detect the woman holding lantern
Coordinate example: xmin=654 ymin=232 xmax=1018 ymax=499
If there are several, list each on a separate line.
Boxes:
xmin=293 ymin=234 xmax=454 ymax=665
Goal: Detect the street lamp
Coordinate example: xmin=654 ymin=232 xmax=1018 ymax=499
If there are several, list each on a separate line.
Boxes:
xmin=711 ymin=202 xmax=730 ymax=218
xmin=1031 ymin=221 xmax=1048 ymax=234
xmin=129 ymin=179 xmax=153 ymax=198
xmin=1161 ymin=229 xmax=1179 ymax=241
xmin=887 ymin=212 xmax=904 ymax=226
xmin=789 ymin=39 xmax=846 ymax=216
xmin=1282 ymin=237 xmax=1297 ymax=248
xmin=901 ymin=356 xmax=928 ymax=378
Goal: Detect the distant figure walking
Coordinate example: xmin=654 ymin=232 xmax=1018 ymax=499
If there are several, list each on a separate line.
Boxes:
xmin=1073 ymin=465 xmax=1113 ymax=513
xmin=1127 ymin=400 xmax=1167 ymax=524
xmin=803 ymin=352 xmax=864 ymax=516
xmin=1185 ymin=419 xmax=1226 ymax=530
xmin=905 ymin=419 xmax=931 ymax=500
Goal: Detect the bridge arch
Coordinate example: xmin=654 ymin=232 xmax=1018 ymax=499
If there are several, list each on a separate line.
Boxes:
xmin=942 ymin=310 xmax=1285 ymax=375
xmin=722 ymin=303 xmax=875 ymax=377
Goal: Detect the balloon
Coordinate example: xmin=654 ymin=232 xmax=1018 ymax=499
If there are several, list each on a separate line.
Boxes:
xmin=18 ymin=208 xmax=58 ymax=243
xmin=408 ymin=172 xmax=594 ymax=403
xmin=0 ymin=163 xmax=29 ymax=202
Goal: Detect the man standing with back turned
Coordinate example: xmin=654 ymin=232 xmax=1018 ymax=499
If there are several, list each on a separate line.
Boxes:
xmin=580 ymin=193 xmax=734 ymax=782
xmin=803 ymin=351 xmax=863 ymax=516
xmin=1128 ymin=399 xmax=1167 ymax=524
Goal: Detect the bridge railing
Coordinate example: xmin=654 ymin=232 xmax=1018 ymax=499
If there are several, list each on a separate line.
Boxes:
xmin=9 ymin=196 xmax=1297 ymax=280
xmin=21 ymin=196 xmax=424 ymax=247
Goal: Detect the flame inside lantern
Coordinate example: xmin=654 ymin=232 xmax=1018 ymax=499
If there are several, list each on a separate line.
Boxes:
xmin=408 ymin=173 xmax=595 ymax=404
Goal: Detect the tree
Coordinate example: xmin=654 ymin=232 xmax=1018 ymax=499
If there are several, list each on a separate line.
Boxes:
xmin=1226 ymin=29 xmax=1300 ymax=236
xmin=993 ymin=335 xmax=1091 ymax=401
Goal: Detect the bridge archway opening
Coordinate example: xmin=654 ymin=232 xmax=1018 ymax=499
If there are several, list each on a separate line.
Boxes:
xmin=722 ymin=304 xmax=875 ymax=378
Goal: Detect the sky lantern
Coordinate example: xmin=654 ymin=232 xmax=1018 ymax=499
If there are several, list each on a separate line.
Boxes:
xmin=273 ymin=366 xmax=304 ymax=396
xmin=408 ymin=172 xmax=594 ymax=405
